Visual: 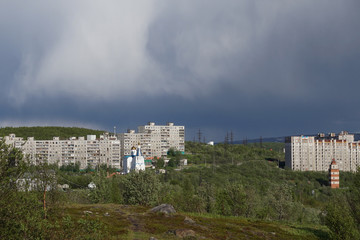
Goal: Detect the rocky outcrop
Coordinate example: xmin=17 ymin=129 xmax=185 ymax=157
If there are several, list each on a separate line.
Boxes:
xmin=184 ymin=216 xmax=196 ymax=224
xmin=150 ymin=204 xmax=176 ymax=214
xmin=175 ymin=229 xmax=196 ymax=238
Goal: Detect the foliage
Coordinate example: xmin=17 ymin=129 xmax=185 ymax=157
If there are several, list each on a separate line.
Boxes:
xmin=57 ymin=171 xmax=93 ymax=189
xmin=0 ymin=140 xmax=111 ymax=239
xmin=0 ymin=126 xmax=104 ymax=140
xmin=323 ymin=168 xmax=360 ymax=239
xmin=155 ymin=157 xmax=165 ymax=168
xmin=4 ymin=130 xmax=360 ymax=238
xmin=167 ymin=148 xmax=183 ymax=167
xmin=60 ymin=203 xmax=330 ymax=240
xmin=324 ymin=195 xmax=359 ymax=240
xmin=60 ymin=162 xmax=81 ymax=172
xmin=122 ymin=170 xmax=160 ymax=206
xmin=215 ymin=183 xmax=246 ymax=216
xmin=184 ymin=141 xmax=284 ymax=165
xmin=167 ymin=159 xmax=176 ymax=167
xmin=39 ymin=215 xmax=107 ymax=240
xmin=153 ymin=161 xmax=344 ymax=224
xmin=0 ymin=140 xmax=61 ymax=239
xmin=267 ymin=183 xmax=295 ymax=221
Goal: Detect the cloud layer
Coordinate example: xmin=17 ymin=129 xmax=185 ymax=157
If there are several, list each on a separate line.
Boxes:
xmin=1 ymin=1 xmax=360 ymax=140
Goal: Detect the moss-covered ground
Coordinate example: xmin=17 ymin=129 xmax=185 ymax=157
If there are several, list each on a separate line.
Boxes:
xmin=60 ymin=204 xmax=329 ymax=240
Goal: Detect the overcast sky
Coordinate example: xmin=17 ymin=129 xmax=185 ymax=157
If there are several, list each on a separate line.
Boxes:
xmin=1 ymin=1 xmax=360 ymax=141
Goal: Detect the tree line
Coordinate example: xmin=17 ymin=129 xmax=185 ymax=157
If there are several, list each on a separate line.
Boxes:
xmin=1 ymin=139 xmax=359 ymax=239
xmin=0 ymin=126 xmax=104 ymax=140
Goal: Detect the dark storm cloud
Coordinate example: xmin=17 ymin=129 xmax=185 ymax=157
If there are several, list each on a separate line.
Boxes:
xmin=1 ymin=1 xmax=360 ymax=141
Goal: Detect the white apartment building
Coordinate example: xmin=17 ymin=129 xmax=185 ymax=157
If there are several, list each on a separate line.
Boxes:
xmin=285 ymin=131 xmax=360 ymax=172
xmin=2 ymin=133 xmax=121 ymax=169
xmin=118 ymin=122 xmax=185 ymax=158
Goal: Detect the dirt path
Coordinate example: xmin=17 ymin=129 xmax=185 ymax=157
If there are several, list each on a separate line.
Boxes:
xmin=127 ymin=214 xmax=143 ymax=232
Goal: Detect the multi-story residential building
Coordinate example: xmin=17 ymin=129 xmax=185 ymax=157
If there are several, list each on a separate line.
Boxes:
xmin=2 ymin=133 xmax=121 ymax=169
xmin=118 ymin=122 xmax=185 ymax=158
xmin=329 ymin=159 xmax=340 ymax=188
xmin=285 ymin=131 xmax=360 ymax=172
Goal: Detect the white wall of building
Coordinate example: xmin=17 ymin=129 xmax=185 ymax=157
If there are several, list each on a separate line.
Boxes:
xmin=285 ymin=132 xmax=360 ymax=172
xmin=119 ymin=122 xmax=185 ymax=159
xmin=2 ymin=134 xmax=121 ymax=169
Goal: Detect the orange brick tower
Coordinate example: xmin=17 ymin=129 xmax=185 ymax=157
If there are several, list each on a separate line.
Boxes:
xmin=329 ymin=159 xmax=340 ymax=189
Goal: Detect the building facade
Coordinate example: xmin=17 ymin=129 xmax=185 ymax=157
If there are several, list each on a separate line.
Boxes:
xmin=118 ymin=122 xmax=185 ymax=158
xmin=285 ymin=131 xmax=360 ymax=172
xmin=2 ymin=133 xmax=121 ymax=169
xmin=329 ymin=159 xmax=340 ymax=188
xmin=123 ymin=145 xmax=145 ymax=173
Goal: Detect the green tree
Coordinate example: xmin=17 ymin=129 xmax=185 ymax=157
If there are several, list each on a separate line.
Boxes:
xmin=268 ymin=184 xmax=295 ymax=221
xmin=215 ymin=183 xmax=246 ymax=216
xmin=325 ymin=196 xmax=359 ymax=240
xmin=167 ymin=159 xmax=176 ymax=168
xmin=122 ymin=170 xmax=160 ymax=206
xmin=0 ymin=140 xmax=58 ymax=239
xmin=156 ymin=157 xmax=165 ymax=169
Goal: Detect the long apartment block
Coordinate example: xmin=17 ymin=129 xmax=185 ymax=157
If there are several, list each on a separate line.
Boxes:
xmin=118 ymin=122 xmax=185 ymax=158
xmin=285 ymin=131 xmax=360 ymax=171
xmin=1 ymin=133 xmax=121 ymax=169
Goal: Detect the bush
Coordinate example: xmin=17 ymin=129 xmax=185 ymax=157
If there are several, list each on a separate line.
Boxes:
xmin=122 ymin=170 xmax=160 ymax=206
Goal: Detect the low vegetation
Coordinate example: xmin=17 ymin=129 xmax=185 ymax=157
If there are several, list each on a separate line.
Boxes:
xmin=0 ymin=129 xmax=358 ymax=239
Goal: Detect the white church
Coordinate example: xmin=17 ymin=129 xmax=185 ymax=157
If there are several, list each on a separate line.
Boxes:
xmin=123 ymin=144 xmax=146 ymax=173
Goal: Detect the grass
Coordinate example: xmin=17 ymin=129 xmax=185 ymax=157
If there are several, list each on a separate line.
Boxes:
xmin=58 ymin=203 xmax=330 ymax=240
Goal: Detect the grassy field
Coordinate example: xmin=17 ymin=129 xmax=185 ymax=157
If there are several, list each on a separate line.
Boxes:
xmin=59 ymin=203 xmax=329 ymax=240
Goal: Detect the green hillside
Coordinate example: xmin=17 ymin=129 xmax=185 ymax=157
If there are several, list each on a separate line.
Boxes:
xmin=0 ymin=130 xmax=357 ymax=239
xmin=0 ymin=126 xmax=105 ymax=140
xmin=184 ymin=141 xmax=285 ymax=165
xmin=54 ymin=203 xmax=329 ymax=240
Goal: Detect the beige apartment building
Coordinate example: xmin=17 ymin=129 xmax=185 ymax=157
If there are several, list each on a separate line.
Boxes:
xmin=118 ymin=122 xmax=185 ymax=158
xmin=2 ymin=133 xmax=121 ymax=169
xmin=285 ymin=131 xmax=360 ymax=171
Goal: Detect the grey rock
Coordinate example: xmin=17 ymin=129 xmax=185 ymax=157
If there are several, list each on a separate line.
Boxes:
xmin=175 ymin=229 xmax=196 ymax=238
xmin=184 ymin=216 xmax=196 ymax=224
xmin=150 ymin=204 xmax=176 ymax=214
xmin=83 ymin=210 xmax=93 ymax=215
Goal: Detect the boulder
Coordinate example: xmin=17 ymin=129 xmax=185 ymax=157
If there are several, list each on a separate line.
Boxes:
xmin=184 ymin=216 xmax=196 ymax=224
xmin=175 ymin=229 xmax=196 ymax=238
xmin=150 ymin=204 xmax=176 ymax=214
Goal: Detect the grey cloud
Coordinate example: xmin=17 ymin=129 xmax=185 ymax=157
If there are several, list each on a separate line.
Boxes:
xmin=1 ymin=1 xmax=360 ymax=140
xmin=2 ymin=1 xmax=360 ymax=103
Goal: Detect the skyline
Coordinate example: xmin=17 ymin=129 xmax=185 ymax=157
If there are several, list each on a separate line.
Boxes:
xmin=1 ymin=1 xmax=360 ymax=142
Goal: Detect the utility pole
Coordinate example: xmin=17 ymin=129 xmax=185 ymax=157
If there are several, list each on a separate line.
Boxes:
xmin=224 ymin=132 xmax=229 ymax=160
xmin=198 ymin=129 xmax=202 ymax=143
xmin=224 ymin=132 xmax=229 ymax=144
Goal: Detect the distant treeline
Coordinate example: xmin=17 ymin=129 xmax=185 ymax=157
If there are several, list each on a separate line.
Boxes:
xmin=184 ymin=141 xmax=285 ymax=165
xmin=0 ymin=126 xmax=105 ymax=140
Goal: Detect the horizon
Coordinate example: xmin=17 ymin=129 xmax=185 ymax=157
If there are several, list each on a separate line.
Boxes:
xmin=2 ymin=125 xmax=360 ymax=143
